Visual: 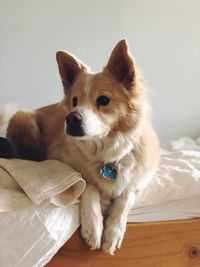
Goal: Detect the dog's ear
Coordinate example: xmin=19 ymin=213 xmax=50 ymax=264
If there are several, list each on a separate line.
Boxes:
xmin=56 ymin=51 xmax=85 ymax=90
xmin=105 ymin=39 xmax=135 ymax=89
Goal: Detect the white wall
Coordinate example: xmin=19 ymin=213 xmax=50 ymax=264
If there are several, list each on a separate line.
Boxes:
xmin=0 ymin=0 xmax=200 ymax=141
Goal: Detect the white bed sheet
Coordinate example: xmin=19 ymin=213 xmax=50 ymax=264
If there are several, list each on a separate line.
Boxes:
xmin=128 ymin=137 xmax=200 ymax=222
xmin=0 ymin=203 xmax=79 ymax=267
xmin=128 ymin=195 xmax=200 ymax=222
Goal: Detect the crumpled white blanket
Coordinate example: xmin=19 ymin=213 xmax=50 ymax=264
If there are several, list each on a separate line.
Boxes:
xmin=128 ymin=136 xmax=200 ymax=221
xmin=0 ymin=137 xmax=200 ymax=267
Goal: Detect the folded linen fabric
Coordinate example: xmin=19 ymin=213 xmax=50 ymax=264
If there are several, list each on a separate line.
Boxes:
xmin=0 ymin=158 xmax=86 ymax=212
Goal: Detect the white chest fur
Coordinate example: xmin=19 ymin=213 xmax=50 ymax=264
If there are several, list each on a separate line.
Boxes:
xmin=59 ymin=132 xmax=141 ymax=199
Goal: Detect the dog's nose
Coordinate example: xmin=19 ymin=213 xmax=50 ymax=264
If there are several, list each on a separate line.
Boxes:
xmin=65 ymin=112 xmax=85 ymax=137
xmin=66 ymin=112 xmax=82 ymax=126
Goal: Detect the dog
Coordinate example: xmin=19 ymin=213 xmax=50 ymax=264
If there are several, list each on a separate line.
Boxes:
xmin=4 ymin=39 xmax=160 ymax=254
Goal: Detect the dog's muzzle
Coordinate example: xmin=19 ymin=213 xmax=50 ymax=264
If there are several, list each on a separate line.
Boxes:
xmin=65 ymin=112 xmax=85 ymax=137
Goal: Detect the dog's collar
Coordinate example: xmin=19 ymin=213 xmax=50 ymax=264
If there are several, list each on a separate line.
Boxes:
xmin=100 ymin=163 xmax=117 ymax=183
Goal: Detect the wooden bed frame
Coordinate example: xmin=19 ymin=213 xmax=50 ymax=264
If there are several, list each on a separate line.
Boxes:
xmin=46 ymin=219 xmax=200 ymax=267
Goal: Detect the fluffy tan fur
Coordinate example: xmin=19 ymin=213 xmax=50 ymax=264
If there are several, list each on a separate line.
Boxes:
xmin=5 ymin=40 xmax=160 ymax=254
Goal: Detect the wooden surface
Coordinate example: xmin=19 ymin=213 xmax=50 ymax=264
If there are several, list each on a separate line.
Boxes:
xmin=46 ymin=219 xmax=200 ymax=267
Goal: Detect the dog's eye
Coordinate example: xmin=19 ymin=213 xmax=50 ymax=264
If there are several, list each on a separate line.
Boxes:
xmin=72 ymin=97 xmax=78 ymax=107
xmin=96 ymin=96 xmax=110 ymax=107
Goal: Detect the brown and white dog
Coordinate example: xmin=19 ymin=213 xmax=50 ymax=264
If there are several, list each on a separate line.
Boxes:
xmin=4 ymin=40 xmax=160 ymax=254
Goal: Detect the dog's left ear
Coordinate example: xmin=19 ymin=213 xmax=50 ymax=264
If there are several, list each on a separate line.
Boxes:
xmin=105 ymin=39 xmax=135 ymax=89
xmin=56 ymin=51 xmax=85 ymax=91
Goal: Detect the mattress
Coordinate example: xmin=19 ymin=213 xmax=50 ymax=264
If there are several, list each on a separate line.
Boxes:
xmin=0 ymin=136 xmax=200 ymax=267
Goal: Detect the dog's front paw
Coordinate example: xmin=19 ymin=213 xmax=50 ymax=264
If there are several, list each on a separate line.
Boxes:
xmin=81 ymin=215 xmax=103 ymax=250
xmin=102 ymin=225 xmax=125 ymax=255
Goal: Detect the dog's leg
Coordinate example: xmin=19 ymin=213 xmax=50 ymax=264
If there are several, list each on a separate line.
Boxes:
xmin=102 ymin=191 xmax=135 ymax=255
xmin=7 ymin=111 xmax=47 ymax=161
xmin=80 ymin=184 xmax=103 ymax=250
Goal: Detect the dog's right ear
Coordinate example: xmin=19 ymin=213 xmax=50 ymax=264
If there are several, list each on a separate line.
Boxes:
xmin=56 ymin=51 xmax=85 ymax=91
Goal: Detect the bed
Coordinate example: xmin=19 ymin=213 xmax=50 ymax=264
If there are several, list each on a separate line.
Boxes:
xmin=0 ymin=137 xmax=200 ymax=267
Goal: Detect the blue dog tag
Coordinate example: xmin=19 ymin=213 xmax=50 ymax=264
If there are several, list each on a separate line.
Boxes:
xmin=101 ymin=164 xmax=117 ymax=181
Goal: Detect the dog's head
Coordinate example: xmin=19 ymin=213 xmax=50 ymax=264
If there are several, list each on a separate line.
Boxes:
xmin=56 ymin=40 xmax=145 ymax=140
